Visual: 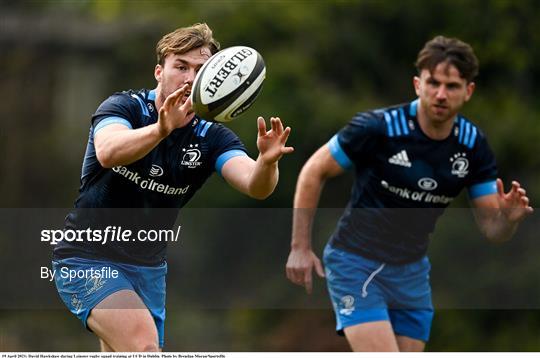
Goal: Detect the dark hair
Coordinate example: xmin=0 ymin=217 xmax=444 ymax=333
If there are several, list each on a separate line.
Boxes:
xmin=156 ymin=23 xmax=220 ymax=65
xmin=415 ymin=36 xmax=478 ymax=82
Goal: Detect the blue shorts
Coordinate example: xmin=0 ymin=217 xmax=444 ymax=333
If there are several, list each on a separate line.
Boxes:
xmin=323 ymin=244 xmax=434 ymax=342
xmin=52 ymin=257 xmax=167 ymax=347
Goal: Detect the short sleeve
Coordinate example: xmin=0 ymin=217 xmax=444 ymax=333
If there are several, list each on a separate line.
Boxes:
xmin=328 ymin=112 xmax=384 ymax=169
xmin=467 ymin=131 xmax=498 ymax=199
xmin=91 ymin=93 xmax=141 ymax=136
xmin=203 ymin=123 xmax=248 ymax=176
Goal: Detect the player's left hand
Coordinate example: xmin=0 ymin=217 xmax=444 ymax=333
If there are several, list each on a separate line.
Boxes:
xmin=497 ymin=179 xmax=534 ymax=223
xmin=256 ymin=117 xmax=294 ymax=164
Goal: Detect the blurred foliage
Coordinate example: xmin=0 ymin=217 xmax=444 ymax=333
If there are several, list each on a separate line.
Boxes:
xmin=1 ymin=0 xmax=539 ymax=352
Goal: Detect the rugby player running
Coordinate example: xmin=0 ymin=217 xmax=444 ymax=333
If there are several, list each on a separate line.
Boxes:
xmin=286 ymin=36 xmax=532 ymax=352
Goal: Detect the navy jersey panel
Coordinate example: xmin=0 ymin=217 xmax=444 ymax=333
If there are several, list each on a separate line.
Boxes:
xmin=329 ymin=100 xmax=498 ymax=264
xmin=55 ymin=89 xmax=247 ymax=265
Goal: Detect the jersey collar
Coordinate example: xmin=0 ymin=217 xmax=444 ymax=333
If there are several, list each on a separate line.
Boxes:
xmin=148 ymin=89 xmax=156 ymax=102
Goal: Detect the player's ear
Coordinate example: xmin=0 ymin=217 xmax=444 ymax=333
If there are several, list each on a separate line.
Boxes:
xmin=464 ymin=81 xmax=475 ymax=101
xmin=155 ymin=64 xmax=163 ymax=83
xmin=413 ymin=76 xmax=421 ymax=96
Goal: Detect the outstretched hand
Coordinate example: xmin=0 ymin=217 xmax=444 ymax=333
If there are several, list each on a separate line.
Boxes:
xmin=496 ymin=178 xmax=534 ymax=223
xmin=256 ymin=117 xmax=294 ymax=165
xmin=157 ymin=84 xmax=194 ymax=137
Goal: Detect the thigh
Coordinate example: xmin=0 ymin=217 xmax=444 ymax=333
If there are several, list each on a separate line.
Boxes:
xmin=121 ymin=261 xmax=167 ymax=348
xmin=323 ymin=244 xmax=390 ymax=333
xmin=53 ymin=257 xmax=134 ymax=327
xmin=53 ymin=257 xmax=165 ymax=350
xmin=88 ymin=289 xmax=159 ymax=352
xmin=396 ymin=334 xmax=425 ymax=352
xmin=344 ymin=321 xmax=399 ymax=352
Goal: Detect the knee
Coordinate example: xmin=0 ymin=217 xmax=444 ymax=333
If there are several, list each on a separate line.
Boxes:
xmin=135 ymin=342 xmax=159 ymax=352
xmin=131 ymin=336 xmax=159 ymax=352
xmin=128 ymin=322 xmax=159 ymax=352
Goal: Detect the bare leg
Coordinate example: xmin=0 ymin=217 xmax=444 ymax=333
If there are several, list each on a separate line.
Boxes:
xmin=396 ymin=335 xmax=425 ymax=352
xmin=100 ymin=339 xmax=114 ymax=352
xmin=343 ymin=321 xmax=399 ymax=352
xmin=87 ymin=289 xmax=159 ymax=352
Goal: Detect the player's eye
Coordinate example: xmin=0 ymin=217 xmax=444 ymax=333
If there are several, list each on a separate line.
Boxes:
xmin=427 ymin=79 xmax=439 ymax=87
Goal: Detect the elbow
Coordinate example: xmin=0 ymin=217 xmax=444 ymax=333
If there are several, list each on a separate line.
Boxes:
xmin=248 ymin=186 xmax=274 ymax=200
xmin=95 ymin=147 xmax=116 ymax=169
xmin=250 ymin=192 xmax=272 ymax=200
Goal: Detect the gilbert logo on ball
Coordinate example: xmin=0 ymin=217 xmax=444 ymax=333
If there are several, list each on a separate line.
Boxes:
xmin=191 ymin=46 xmax=266 ymax=122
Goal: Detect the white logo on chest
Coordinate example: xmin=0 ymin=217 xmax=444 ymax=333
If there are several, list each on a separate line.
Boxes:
xmin=450 ymin=152 xmax=469 ymax=178
xmin=149 ymin=164 xmax=163 ymax=177
xmin=181 ymin=144 xmax=203 ymax=168
xmin=418 ymin=177 xmax=438 ymax=191
xmin=388 ymin=150 xmax=412 ymax=167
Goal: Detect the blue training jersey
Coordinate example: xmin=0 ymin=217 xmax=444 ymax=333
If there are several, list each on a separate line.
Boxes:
xmin=328 ymin=99 xmax=498 ymax=264
xmin=54 ymin=89 xmax=248 ymax=265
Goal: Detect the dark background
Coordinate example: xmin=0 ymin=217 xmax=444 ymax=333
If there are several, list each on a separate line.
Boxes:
xmin=1 ymin=0 xmax=539 ymax=351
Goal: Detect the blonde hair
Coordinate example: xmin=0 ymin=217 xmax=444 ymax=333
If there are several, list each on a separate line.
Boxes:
xmin=156 ymin=23 xmax=220 ymax=65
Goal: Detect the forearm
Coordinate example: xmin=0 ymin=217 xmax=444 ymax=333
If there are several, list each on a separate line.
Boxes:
xmin=246 ymin=154 xmax=279 ymax=199
xmin=291 ymin=166 xmax=326 ymax=250
xmin=95 ymin=124 xmax=165 ymax=168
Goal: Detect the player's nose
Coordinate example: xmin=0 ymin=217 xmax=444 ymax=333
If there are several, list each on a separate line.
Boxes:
xmin=435 ymin=86 xmax=448 ymax=100
xmin=185 ymin=68 xmax=197 ymax=85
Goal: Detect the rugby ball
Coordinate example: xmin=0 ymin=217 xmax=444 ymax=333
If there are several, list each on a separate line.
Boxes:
xmin=191 ymin=46 xmax=266 ymax=122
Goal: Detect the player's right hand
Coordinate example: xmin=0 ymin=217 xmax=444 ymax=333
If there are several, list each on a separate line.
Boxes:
xmin=157 ymin=84 xmax=194 ymax=137
xmin=286 ymin=248 xmax=325 ymax=294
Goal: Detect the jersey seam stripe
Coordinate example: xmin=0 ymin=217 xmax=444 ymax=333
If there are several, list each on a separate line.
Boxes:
xmin=464 ymin=121 xmax=471 ymax=147
xmin=468 ymin=126 xmax=478 ymax=149
xmin=391 ymin=110 xmax=402 ymax=136
xmin=384 ymin=112 xmax=394 ymax=137
xmin=458 ymin=118 xmax=465 ymax=144
xmin=196 ymin=119 xmax=207 ymax=136
xmin=199 ymin=122 xmax=213 ymax=137
xmin=399 ymin=108 xmax=409 ymax=135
